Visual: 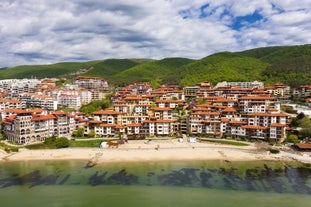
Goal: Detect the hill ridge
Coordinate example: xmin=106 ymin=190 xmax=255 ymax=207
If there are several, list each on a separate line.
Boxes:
xmin=1 ymin=44 xmax=311 ymax=87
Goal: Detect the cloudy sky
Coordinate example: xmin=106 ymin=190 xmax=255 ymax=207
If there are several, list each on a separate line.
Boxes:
xmin=0 ymin=0 xmax=311 ymax=67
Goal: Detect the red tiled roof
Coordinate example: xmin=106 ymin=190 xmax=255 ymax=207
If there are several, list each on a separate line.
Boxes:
xmin=155 ymin=99 xmax=178 ymax=103
xmin=115 ymin=124 xmax=125 ymax=129
xmin=240 ymin=95 xmax=276 ymax=100
xmin=295 ymin=143 xmax=311 ymax=150
xmin=127 ymin=123 xmax=142 ymax=127
xmin=221 ymin=117 xmax=229 ymax=122
xmin=99 ymin=124 xmax=116 ymax=127
xmin=89 ymin=120 xmax=102 ymax=124
xmin=0 ymin=99 xmax=21 ymax=103
xmin=192 ymin=112 xmax=221 ymax=115
xmin=31 ymin=114 xmax=56 ymax=121
xmin=230 ymin=120 xmax=247 ymax=125
xmin=93 ymin=110 xmax=125 ymax=115
xmin=150 ymin=107 xmax=172 ymax=111
xmin=0 ymin=109 xmax=25 ymax=113
xmin=248 ymin=113 xmax=288 ymax=117
xmin=242 ymin=125 xmax=267 ymax=130
xmin=270 ymin=123 xmax=287 ymax=127
xmin=222 ymin=107 xmax=237 ymax=113
xmin=155 ymin=119 xmax=174 ymax=123
xmin=52 ymin=111 xmax=67 ymax=115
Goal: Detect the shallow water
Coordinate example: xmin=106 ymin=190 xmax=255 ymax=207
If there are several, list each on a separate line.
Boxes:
xmin=0 ymin=160 xmax=311 ymax=207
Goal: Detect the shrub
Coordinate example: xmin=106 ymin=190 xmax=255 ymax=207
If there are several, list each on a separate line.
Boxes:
xmin=43 ymin=136 xmax=69 ymax=148
xmin=269 ymin=148 xmax=280 ymax=154
xmin=55 ymin=137 xmax=69 ymax=148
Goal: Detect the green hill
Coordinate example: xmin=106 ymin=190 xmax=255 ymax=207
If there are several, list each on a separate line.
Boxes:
xmin=238 ymin=44 xmax=311 ymax=64
xmin=83 ymin=59 xmax=153 ymax=78
xmin=110 ymin=58 xmax=194 ymax=87
xmin=0 ymin=61 xmax=101 ymax=79
xmin=176 ymin=52 xmax=270 ymax=86
xmin=1 ymin=44 xmax=311 ymax=87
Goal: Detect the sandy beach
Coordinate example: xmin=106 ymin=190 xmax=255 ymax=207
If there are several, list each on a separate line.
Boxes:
xmin=1 ymin=139 xmax=311 ymax=164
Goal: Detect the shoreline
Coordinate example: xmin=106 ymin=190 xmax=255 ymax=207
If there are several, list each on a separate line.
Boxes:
xmin=1 ymin=140 xmax=311 ymax=164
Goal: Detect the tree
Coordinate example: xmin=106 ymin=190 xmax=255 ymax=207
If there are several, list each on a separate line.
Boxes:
xmin=299 ymin=128 xmax=311 ymax=139
xmin=55 ymin=137 xmax=69 ymax=148
xmin=88 ymin=130 xmax=96 ymax=138
xmin=299 ymin=116 xmax=311 ymax=128
xmin=44 ymin=136 xmax=56 ymax=145
xmin=287 ymin=134 xmax=300 ymax=143
xmin=77 ymin=127 xmax=85 ymax=138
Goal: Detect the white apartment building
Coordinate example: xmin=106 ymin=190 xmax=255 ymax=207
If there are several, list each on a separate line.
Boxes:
xmin=0 ymin=79 xmax=42 ymax=97
xmin=0 ymin=99 xmax=25 ymax=110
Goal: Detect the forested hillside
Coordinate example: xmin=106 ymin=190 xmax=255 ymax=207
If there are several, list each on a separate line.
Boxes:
xmin=0 ymin=44 xmax=310 ymax=87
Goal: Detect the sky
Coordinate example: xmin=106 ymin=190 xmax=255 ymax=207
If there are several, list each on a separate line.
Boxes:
xmin=0 ymin=0 xmax=311 ymax=67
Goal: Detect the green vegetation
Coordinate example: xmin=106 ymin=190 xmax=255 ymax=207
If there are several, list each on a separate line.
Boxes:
xmin=110 ymin=58 xmax=194 ymax=87
xmin=79 ymin=99 xmax=111 ymax=115
xmin=69 ymin=139 xmax=104 ymax=148
xmin=43 ymin=136 xmax=69 ymax=149
xmin=0 ymin=142 xmax=20 ymax=152
xmin=269 ymin=148 xmax=280 ymax=154
xmin=286 ymin=134 xmax=300 ymax=143
xmin=0 ymin=61 xmax=100 ymax=79
xmin=72 ymin=127 xmax=85 ymax=138
xmin=1 ymin=44 xmax=311 ymax=87
xmin=176 ymin=52 xmax=269 ymax=86
xmin=281 ymin=105 xmax=297 ymax=114
xmin=290 ymin=113 xmax=311 ymax=139
xmin=83 ymin=59 xmax=149 ymax=78
xmin=200 ymin=138 xmax=250 ymax=146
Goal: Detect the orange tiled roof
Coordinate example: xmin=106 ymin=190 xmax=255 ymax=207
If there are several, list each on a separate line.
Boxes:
xmin=52 ymin=111 xmax=67 ymax=115
xmin=155 ymin=119 xmax=174 ymax=123
xmin=240 ymin=95 xmax=276 ymax=100
xmin=31 ymin=114 xmax=56 ymax=121
xmin=89 ymin=120 xmax=102 ymax=124
xmin=222 ymin=107 xmax=237 ymax=113
xmin=192 ymin=112 xmax=221 ymax=115
xmin=155 ymin=99 xmax=178 ymax=103
xmin=230 ymin=120 xmax=247 ymax=125
xmin=242 ymin=125 xmax=267 ymax=130
xmin=99 ymin=124 xmax=116 ymax=127
xmin=127 ymin=123 xmax=142 ymax=127
xmin=0 ymin=99 xmax=21 ymax=103
xmin=93 ymin=110 xmax=125 ymax=115
xmin=248 ymin=113 xmax=288 ymax=117
xmin=270 ymin=123 xmax=287 ymax=127
xmin=150 ymin=107 xmax=172 ymax=111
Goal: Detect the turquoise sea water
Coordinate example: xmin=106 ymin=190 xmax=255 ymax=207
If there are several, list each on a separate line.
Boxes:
xmin=0 ymin=160 xmax=311 ymax=207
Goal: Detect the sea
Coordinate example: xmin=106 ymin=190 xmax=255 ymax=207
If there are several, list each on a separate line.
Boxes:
xmin=0 ymin=159 xmax=311 ymax=207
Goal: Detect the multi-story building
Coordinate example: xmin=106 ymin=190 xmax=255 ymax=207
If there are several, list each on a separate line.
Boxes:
xmin=0 ymin=99 xmax=25 ymax=110
xmin=72 ymin=76 xmax=108 ymax=90
xmin=0 ymin=79 xmax=42 ymax=97
xmin=2 ymin=110 xmax=86 ymax=144
xmin=1 ymin=80 xmax=291 ymax=144
xmin=58 ymin=94 xmax=81 ymax=109
xmin=215 ymin=81 xmax=264 ymax=89
xmin=238 ymin=95 xmax=279 ymax=113
xmin=293 ymin=85 xmax=311 ymax=98
xmin=18 ymin=93 xmax=57 ymax=111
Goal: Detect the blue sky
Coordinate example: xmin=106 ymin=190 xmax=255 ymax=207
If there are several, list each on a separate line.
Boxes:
xmin=0 ymin=0 xmax=311 ymax=67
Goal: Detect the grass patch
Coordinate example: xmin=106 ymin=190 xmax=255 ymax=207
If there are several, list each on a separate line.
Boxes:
xmin=25 ymin=143 xmax=52 ymax=149
xmin=200 ymin=138 xmax=249 ymax=146
xmin=69 ymin=139 xmax=105 ymax=148
xmin=0 ymin=142 xmax=20 ymax=152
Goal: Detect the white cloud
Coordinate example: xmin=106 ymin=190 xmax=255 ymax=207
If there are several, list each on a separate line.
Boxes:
xmin=0 ymin=0 xmax=310 ymax=67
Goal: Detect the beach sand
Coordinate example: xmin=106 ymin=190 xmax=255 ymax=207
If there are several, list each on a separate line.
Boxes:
xmin=1 ymin=139 xmax=311 ymax=164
